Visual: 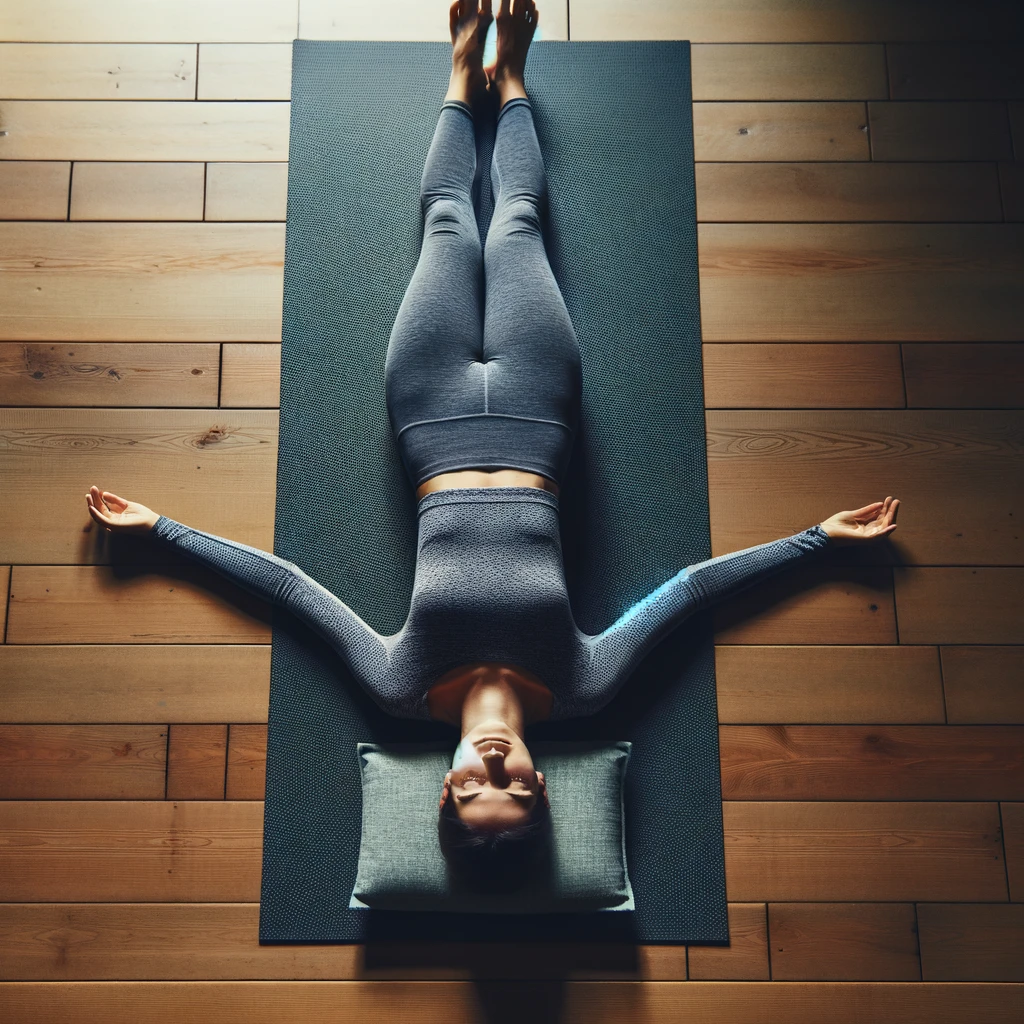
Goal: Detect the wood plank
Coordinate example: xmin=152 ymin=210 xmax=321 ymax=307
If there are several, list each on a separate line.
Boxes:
xmin=715 ymin=645 xmax=945 ymax=724
xmin=768 ymin=903 xmax=919 ymax=980
xmin=686 ymin=903 xmax=769 ymax=980
xmin=694 ymin=103 xmax=869 ymax=161
xmin=226 ymin=725 xmax=268 ymax=800
xmin=691 ymin=44 xmax=886 ymax=100
xmin=888 ymin=44 xmax=1024 ymax=100
xmin=166 ymin=725 xmax=227 ymax=801
xmin=0 ymin=902 xmax=691 ymax=980
xmin=702 ymin=344 xmax=905 ymax=408
xmin=0 ymin=343 xmax=219 ymax=407
xmin=219 ymin=343 xmax=281 ymax=407
xmin=0 ymin=0 xmax=299 ymax=43
xmin=868 ymin=102 xmax=1013 ymax=161
xmin=1 ymin=565 xmax=9 ymax=639
xmin=713 ymin=566 xmax=897 ymax=645
xmin=894 ymin=569 xmax=1024 ymax=644
xmin=0 ymin=101 xmax=289 ymax=162
xmin=568 ymin=1 xmax=1024 ymax=44
xmin=903 ymin=344 xmax=1024 ymax=409
xmin=0 ymin=725 xmax=166 ymax=799
xmin=205 ymin=164 xmax=288 ymax=222
xmin=197 ymin=44 xmax=292 ymax=100
xmin=0 ymin=801 xmax=262 ymax=901
xmin=7 ymin=567 xmax=272 ymax=645
xmin=1000 ymin=162 xmax=1024 ymax=221
xmin=918 ymin=903 xmax=1024 ymax=981
xmin=0 ymin=223 xmax=284 ymax=341
xmin=696 ymin=162 xmax=1002 ymax=222
xmin=0 ymin=43 xmax=196 ymax=99
xmin=0 ymin=409 xmax=277 ymax=563
xmin=0 ymin=162 xmax=70 ymax=220
xmin=1003 ymin=802 xmax=1024 ymax=901
xmin=720 ymin=726 xmax=1024 ymax=800
xmin=724 ymin=801 xmax=1006 ymax=901
xmin=70 ymin=162 xmax=205 ymax=221
xmin=299 ymin=0 xmax=568 ymax=40
xmin=5 ymin=982 xmax=1024 ymax=1024
xmin=698 ymin=224 xmax=1024 ymax=342
xmin=707 ymin=411 xmax=1024 ymax=566
xmin=941 ymin=647 xmax=1024 ymax=725
xmin=0 ymin=645 xmax=270 ymax=724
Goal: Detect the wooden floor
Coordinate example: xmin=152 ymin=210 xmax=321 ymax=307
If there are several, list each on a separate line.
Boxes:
xmin=1 ymin=1 xmax=1023 ymax=1020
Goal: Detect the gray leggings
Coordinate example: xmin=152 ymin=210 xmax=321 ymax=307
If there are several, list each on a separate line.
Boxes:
xmin=385 ymin=97 xmax=582 ymax=488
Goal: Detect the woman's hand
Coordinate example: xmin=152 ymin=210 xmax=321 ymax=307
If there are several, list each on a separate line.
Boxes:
xmin=820 ymin=496 xmax=900 ymax=544
xmin=85 ymin=484 xmax=159 ymax=534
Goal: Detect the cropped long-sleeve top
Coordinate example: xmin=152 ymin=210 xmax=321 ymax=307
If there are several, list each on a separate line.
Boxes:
xmin=150 ymin=486 xmax=831 ymax=720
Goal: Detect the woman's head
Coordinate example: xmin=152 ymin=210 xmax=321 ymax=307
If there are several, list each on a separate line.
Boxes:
xmin=437 ymin=721 xmax=551 ymax=891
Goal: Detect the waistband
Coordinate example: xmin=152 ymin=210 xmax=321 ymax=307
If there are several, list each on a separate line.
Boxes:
xmin=416 ymin=486 xmax=559 ymax=516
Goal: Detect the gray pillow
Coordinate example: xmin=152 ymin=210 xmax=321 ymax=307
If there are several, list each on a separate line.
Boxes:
xmin=350 ymin=740 xmax=634 ymax=913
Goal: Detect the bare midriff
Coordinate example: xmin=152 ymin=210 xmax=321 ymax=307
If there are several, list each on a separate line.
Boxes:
xmin=415 ymin=468 xmax=559 ymax=501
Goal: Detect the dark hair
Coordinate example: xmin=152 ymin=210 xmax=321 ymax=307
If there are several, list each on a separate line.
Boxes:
xmin=438 ymin=791 xmax=552 ymax=894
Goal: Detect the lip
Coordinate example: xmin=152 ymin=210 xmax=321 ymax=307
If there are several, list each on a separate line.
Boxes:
xmin=474 ymin=737 xmax=513 ymax=752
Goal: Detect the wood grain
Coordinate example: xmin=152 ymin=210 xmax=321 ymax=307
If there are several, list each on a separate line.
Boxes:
xmin=1 ymin=566 xmax=9 ymax=638
xmin=1003 ymin=802 xmax=1024 ymax=901
xmin=226 ymin=725 xmax=268 ymax=800
xmin=197 ymin=44 xmax=292 ymax=100
xmin=0 ymin=645 xmax=270 ymax=724
xmin=166 ymin=724 xmax=227 ymax=800
xmin=707 ymin=411 xmax=1024 ymax=566
xmin=0 ymin=162 xmax=70 ymax=220
xmin=0 ymin=0 xmax=299 ymax=43
xmin=0 ymin=101 xmax=289 ymax=161
xmin=918 ymin=903 xmax=1024 ymax=981
xmin=720 ymin=726 xmax=1024 ymax=800
xmin=713 ymin=566 xmax=897 ymax=645
xmin=999 ymin=161 xmax=1024 ymax=221
xmin=694 ymin=103 xmax=869 ymax=161
xmin=714 ymin=645 xmax=944 ymax=724
xmin=0 ymin=343 xmax=219 ymax=407
xmin=724 ymin=801 xmax=1007 ymax=901
xmin=868 ymin=102 xmax=1013 ymax=161
xmin=887 ymin=44 xmax=1024 ymax=100
xmin=205 ymin=164 xmax=288 ymax=222
xmin=0 ymin=801 xmax=263 ymax=901
xmin=702 ymin=344 xmax=904 ymax=408
xmin=903 ymin=344 xmax=1024 ymax=409
xmin=0 ymin=409 xmax=277 ymax=564
xmin=686 ymin=903 xmax=769 ymax=980
xmin=698 ymin=224 xmax=1024 ymax=342
xmin=894 ymin=569 xmax=1024 ymax=644
xmin=0 ymin=43 xmax=196 ymax=99
xmin=0 ymin=223 xmax=284 ymax=341
xmin=0 ymin=725 xmax=167 ymax=799
xmin=768 ymin=903 xmax=919 ymax=980
xmin=5 ymin=981 xmax=1024 ymax=1024
xmin=7 ymin=567 xmax=273 ymax=645
xmin=219 ymin=343 xmax=281 ymax=406
xmin=691 ymin=44 xmax=886 ymax=100
xmin=70 ymin=162 xmax=205 ymax=221
xmin=941 ymin=647 xmax=1024 ymax=725
xmin=568 ymin=1 xmax=1024 ymax=44
xmin=696 ymin=162 xmax=1002 ymax=222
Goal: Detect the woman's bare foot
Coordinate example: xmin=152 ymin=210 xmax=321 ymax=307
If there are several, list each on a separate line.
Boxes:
xmin=484 ymin=0 xmax=538 ymax=107
xmin=445 ymin=0 xmax=493 ymax=105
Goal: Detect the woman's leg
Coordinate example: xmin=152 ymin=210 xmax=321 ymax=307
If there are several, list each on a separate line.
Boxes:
xmin=480 ymin=96 xmax=582 ymax=484
xmin=384 ymin=99 xmax=487 ymax=485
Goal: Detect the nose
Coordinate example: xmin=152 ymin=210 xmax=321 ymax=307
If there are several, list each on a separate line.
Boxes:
xmin=481 ymin=747 xmax=508 ymax=783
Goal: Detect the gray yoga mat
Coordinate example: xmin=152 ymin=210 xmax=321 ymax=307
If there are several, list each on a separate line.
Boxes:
xmin=259 ymin=38 xmax=726 ymax=945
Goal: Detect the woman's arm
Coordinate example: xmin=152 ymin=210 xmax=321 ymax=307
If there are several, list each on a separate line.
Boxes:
xmin=575 ymin=498 xmax=899 ymax=712
xmin=85 ymin=486 xmax=390 ymax=689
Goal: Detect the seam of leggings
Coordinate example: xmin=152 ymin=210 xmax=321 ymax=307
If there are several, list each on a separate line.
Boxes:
xmin=394 ymin=410 xmax=574 ymax=438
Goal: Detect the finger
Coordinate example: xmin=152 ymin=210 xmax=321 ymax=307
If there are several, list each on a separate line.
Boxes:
xmin=850 ymin=501 xmax=884 ymax=521
xmin=89 ymin=485 xmax=106 ymax=510
xmin=888 ymin=498 xmax=900 ymax=524
xmin=103 ymin=491 xmax=128 ymax=512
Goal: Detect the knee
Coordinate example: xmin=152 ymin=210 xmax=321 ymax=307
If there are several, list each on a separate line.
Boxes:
xmin=489 ymin=194 xmax=543 ymax=238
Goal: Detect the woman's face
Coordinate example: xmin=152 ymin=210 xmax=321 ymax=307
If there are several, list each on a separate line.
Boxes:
xmin=440 ymin=720 xmax=548 ymax=831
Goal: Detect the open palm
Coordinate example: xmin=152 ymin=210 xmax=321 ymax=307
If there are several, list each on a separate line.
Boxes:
xmin=821 ymin=496 xmax=899 ymax=544
xmin=85 ymin=484 xmax=158 ymax=534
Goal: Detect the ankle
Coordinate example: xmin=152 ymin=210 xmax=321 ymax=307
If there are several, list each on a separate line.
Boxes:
xmin=495 ymin=72 xmax=527 ymax=108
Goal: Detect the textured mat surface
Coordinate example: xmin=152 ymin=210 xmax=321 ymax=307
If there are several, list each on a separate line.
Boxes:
xmin=260 ymin=39 xmax=726 ymax=944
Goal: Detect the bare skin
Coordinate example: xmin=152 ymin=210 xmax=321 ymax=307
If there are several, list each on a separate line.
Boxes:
xmin=83 ymin=0 xmax=903 ymax=834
